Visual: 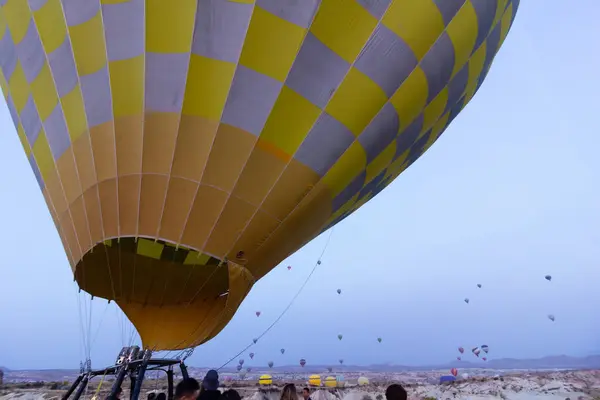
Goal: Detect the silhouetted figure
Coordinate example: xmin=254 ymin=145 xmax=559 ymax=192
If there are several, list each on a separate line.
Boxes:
xmin=156 ymin=393 xmax=167 ymax=400
xmin=198 ymin=370 xmax=220 ymax=400
xmin=175 ymin=378 xmax=201 ymax=400
xmin=301 ymin=388 xmax=311 ymax=400
xmin=280 ymin=384 xmax=298 ymax=400
xmin=221 ymin=389 xmax=241 ymax=400
xmin=385 ymin=384 xmax=407 ymax=400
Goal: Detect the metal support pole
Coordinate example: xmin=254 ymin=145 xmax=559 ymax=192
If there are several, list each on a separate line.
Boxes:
xmin=131 ymin=350 xmax=152 ymax=400
xmin=167 ymin=368 xmax=174 ymax=400
xmin=179 ymin=362 xmax=189 ymax=380
xmin=129 ymin=375 xmax=137 ymax=400
xmin=61 ymin=374 xmax=84 ymax=400
xmin=72 ymin=375 xmax=89 ymax=400
xmin=108 ymin=364 xmax=129 ymax=400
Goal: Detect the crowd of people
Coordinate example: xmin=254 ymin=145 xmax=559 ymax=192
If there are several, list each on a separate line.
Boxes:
xmin=170 ymin=370 xmax=408 ymax=400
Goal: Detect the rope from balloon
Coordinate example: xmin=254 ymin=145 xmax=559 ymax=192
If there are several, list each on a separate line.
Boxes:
xmin=216 ymin=228 xmax=335 ymax=370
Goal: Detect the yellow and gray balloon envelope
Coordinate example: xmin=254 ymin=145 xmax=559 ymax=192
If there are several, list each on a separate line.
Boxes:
xmin=0 ymin=0 xmax=519 ymax=350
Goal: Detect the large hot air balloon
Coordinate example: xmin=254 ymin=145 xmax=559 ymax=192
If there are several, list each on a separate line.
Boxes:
xmin=0 ymin=0 xmax=519 ymax=351
xmin=300 ymin=358 xmax=306 ymax=367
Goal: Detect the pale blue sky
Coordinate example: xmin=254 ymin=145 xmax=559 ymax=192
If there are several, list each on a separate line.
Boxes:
xmin=1 ymin=1 xmax=599 ymax=370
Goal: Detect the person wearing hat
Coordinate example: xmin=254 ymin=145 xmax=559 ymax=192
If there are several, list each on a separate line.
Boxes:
xmin=198 ymin=370 xmax=220 ymax=400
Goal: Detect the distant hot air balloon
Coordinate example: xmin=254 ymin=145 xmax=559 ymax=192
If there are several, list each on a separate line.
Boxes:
xmin=458 ymin=347 xmax=464 ymax=354
xmin=253 ymin=338 xmax=258 ymax=344
xmin=300 ymin=359 xmax=306 ymax=368
xmin=477 ymin=284 xmax=482 ymax=288
xmin=249 ymin=352 xmax=255 ymax=359
xmin=472 ymin=347 xmax=481 ymax=357
xmin=256 ymin=311 xmax=261 ymax=317
xmin=287 ymin=266 xmax=292 ymax=271
xmin=317 ymin=261 xmax=322 ymax=265
xmin=457 ymin=357 xmax=461 ymax=361
xmin=339 ymin=359 xmax=344 ymax=365
xmin=464 ymin=298 xmax=470 ymax=304
xmin=239 ymin=359 xmax=245 ymax=365
xmin=482 ymin=357 xmax=487 ymax=361
xmin=545 ymin=275 xmax=552 ymax=281
xmin=548 ymin=314 xmax=555 ymax=322
xmin=327 ymin=367 xmax=333 ymax=373
xmin=337 ymin=289 xmax=342 ymax=295
xmin=450 ymin=368 xmax=458 ymax=377
xmin=236 ymin=365 xmax=242 ymax=372
xmin=377 ymin=337 xmax=382 ymax=343
xmin=246 ymin=367 xmax=252 ymax=373
xmin=280 ymin=348 xmax=285 ymax=355
xmin=337 ymin=334 xmax=343 ymax=341
xmin=0 ymin=0 xmax=519 ymax=352
xmin=268 ymin=361 xmax=274 ymax=368
xmin=481 ymin=345 xmax=489 ymax=353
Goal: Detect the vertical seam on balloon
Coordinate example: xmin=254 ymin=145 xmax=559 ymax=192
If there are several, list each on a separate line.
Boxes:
xmin=172 ymin=1 xmax=259 ymax=302
xmin=217 ymin=0 xmax=393 ymax=271
xmin=135 ymin=0 xmax=146 ymax=245
xmin=21 ymin=2 xmax=87 ymax=289
xmin=52 ymin=1 xmax=115 ymax=304
xmin=33 ymin=0 xmax=117 ymax=307
xmin=192 ymin=1 xmax=326 ymax=275
xmin=150 ymin=2 xmax=201 ymax=318
xmin=0 ymin=7 xmax=78 ymax=272
xmin=246 ymin=1 xmax=500 ymax=273
xmin=95 ymin=1 xmax=124 ymax=302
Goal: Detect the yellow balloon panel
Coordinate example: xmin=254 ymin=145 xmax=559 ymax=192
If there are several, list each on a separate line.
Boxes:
xmin=0 ymin=0 xmax=518 ymax=350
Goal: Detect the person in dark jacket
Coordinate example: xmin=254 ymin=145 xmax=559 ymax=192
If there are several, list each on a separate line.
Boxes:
xmin=198 ymin=370 xmax=220 ymax=400
xmin=301 ymin=388 xmax=311 ymax=400
xmin=175 ymin=378 xmax=201 ymax=400
xmin=385 ymin=384 xmax=407 ymax=400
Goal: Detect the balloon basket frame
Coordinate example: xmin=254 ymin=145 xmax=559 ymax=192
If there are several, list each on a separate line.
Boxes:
xmin=62 ymin=346 xmax=190 ymax=400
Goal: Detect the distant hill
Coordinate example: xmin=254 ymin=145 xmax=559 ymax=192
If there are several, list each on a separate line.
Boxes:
xmin=210 ymin=355 xmax=600 ymax=373
xmin=3 ymin=355 xmax=600 ymax=380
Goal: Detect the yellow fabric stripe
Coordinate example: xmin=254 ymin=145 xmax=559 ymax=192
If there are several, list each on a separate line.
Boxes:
xmin=182 ymin=55 xmax=235 ymax=120
xmin=322 ymin=141 xmax=366 ymax=196
xmin=239 ymin=6 xmax=306 ymax=82
xmin=109 ymin=55 xmax=144 ymax=117
xmin=260 ymin=86 xmax=320 ymax=156
xmin=8 ymin=62 xmax=29 ymax=111
xmin=137 ymin=238 xmax=164 ymax=260
xmin=146 ymin=0 xmax=196 ymax=53
xmin=69 ymin=11 xmax=107 ymax=76
xmin=382 ymin=0 xmax=444 ymax=60
xmin=17 ymin=123 xmax=31 ymax=157
xmin=447 ymin=1 xmax=478 ymax=78
xmin=32 ymin=130 xmax=54 ymax=181
xmin=423 ymin=87 xmax=448 ymax=132
xmin=2 ymin=0 xmax=30 ymax=43
xmin=365 ymin=141 xmax=395 ymax=184
xmin=310 ymin=0 xmax=377 ymax=64
xmin=62 ymin=85 xmax=88 ymax=142
xmin=33 ymin=0 xmax=68 ymax=54
xmin=390 ymin=68 xmax=428 ymax=126
xmin=326 ymin=67 xmax=387 ymax=136
xmin=30 ymin=63 xmax=58 ymax=121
